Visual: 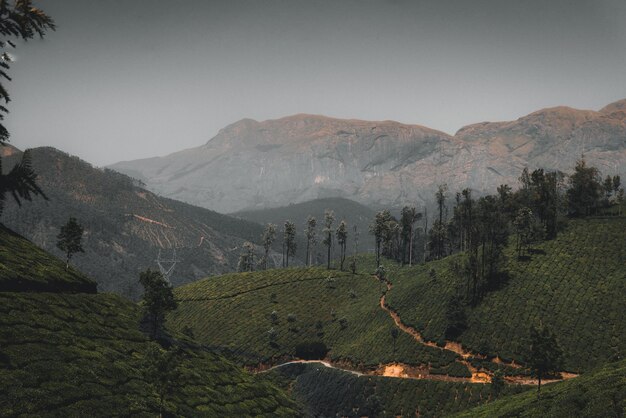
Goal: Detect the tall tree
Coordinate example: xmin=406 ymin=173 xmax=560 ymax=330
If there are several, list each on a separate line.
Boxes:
xmin=349 ymin=224 xmax=359 ymax=274
xmin=566 ymin=158 xmax=602 ymax=216
xmin=283 ymin=220 xmax=296 ymax=267
xmin=429 ymin=185 xmax=449 ymax=260
xmin=237 ymin=241 xmax=255 ymax=272
xmin=322 ymin=210 xmax=335 ymax=269
xmin=612 ymin=175 xmax=621 ymax=196
xmin=260 ymin=223 xmax=276 ymax=270
xmin=603 ymin=174 xmax=614 ymax=203
xmin=370 ymin=209 xmax=391 ymax=267
xmin=336 ymin=220 xmax=348 ymax=271
xmin=305 ymin=216 xmax=317 ymax=266
xmin=400 ymin=206 xmax=421 ymax=266
xmin=0 ymin=1 xmax=54 ymax=214
xmin=143 ymin=343 xmax=181 ymax=417
xmin=139 ymin=269 xmax=178 ymax=340
xmin=527 ymin=323 xmax=563 ymax=398
xmin=56 ymin=217 xmax=84 ymax=269
xmin=513 ymin=207 xmax=533 ymax=258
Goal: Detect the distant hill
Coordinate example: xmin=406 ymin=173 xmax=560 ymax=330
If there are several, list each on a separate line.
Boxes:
xmin=109 ymin=99 xmax=626 ymax=213
xmin=1 ymin=146 xmax=278 ymax=296
xmin=232 ymin=197 xmax=378 ymax=259
xmin=0 ymin=227 xmax=299 ymax=417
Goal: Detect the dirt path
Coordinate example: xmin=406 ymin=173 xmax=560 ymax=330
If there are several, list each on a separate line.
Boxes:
xmin=250 ymin=273 xmax=578 ymax=386
xmin=377 ymin=276 xmax=578 ymax=386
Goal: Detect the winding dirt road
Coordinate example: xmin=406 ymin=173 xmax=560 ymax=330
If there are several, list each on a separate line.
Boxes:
xmin=256 ymin=274 xmax=578 ymax=387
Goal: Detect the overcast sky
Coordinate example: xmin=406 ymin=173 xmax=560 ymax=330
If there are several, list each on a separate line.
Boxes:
xmin=5 ymin=0 xmax=626 ymax=166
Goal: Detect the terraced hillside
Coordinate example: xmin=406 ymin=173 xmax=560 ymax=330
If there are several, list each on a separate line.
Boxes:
xmin=0 ymin=224 xmax=96 ymax=293
xmin=168 ymin=268 xmax=464 ymax=376
xmin=454 ymin=359 xmax=626 ymax=417
xmin=382 ymin=217 xmax=626 ymax=373
xmin=0 ymin=226 xmax=299 ymax=417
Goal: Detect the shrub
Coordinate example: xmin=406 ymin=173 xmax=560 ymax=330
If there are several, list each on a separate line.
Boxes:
xmin=339 ymin=317 xmax=348 ymax=329
xmin=295 ymin=341 xmax=329 ymax=360
xmin=270 ymin=310 xmax=279 ymax=324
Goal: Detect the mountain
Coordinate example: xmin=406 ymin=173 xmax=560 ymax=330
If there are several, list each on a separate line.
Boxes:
xmin=0 ymin=226 xmax=299 ymax=417
xmin=0 ymin=147 xmax=280 ymax=296
xmin=109 ymin=99 xmax=626 ymax=213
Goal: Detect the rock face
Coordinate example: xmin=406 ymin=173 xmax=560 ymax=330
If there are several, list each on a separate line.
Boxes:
xmin=110 ymin=99 xmax=626 ymax=213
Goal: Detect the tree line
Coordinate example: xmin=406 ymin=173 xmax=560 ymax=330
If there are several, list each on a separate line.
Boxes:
xmin=238 ymin=209 xmax=360 ymax=273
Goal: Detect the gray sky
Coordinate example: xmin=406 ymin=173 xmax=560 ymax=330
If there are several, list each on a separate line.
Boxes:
xmin=6 ymin=0 xmax=626 ymax=166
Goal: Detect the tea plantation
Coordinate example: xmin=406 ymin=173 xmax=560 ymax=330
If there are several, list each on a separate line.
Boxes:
xmin=454 ymin=359 xmax=626 ymax=417
xmin=382 ymin=217 xmax=626 ymax=372
xmin=0 ymin=226 xmax=299 ymax=417
xmin=264 ymin=362 xmax=528 ymax=417
xmin=168 ymin=268 xmax=461 ymax=371
xmin=0 ymin=224 xmax=96 ymax=293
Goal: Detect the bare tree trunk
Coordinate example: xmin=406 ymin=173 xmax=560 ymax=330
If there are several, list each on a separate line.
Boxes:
xmin=306 ymin=239 xmax=310 ymax=267
xmin=409 ymin=225 xmax=413 ymax=266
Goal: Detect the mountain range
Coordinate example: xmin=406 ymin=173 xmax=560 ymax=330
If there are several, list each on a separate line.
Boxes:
xmin=110 ymin=99 xmax=626 ymax=213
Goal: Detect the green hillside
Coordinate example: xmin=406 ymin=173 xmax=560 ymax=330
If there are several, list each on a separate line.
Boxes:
xmin=0 ymin=227 xmax=299 ymax=417
xmin=381 ymin=217 xmax=626 ymax=372
xmin=0 ymin=224 xmax=96 ymax=293
xmin=453 ymin=359 xmax=626 ymax=417
xmin=265 ymin=363 xmax=528 ymax=417
xmin=168 ymin=268 xmax=462 ymax=374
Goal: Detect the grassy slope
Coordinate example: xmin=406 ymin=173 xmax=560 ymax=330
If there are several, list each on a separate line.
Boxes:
xmin=453 ymin=359 xmax=626 ymax=417
xmin=0 ymin=227 xmax=298 ymax=417
xmin=0 ymin=224 xmax=96 ymax=293
xmin=0 ymin=292 xmax=298 ymax=417
xmin=265 ymin=363 xmax=527 ymax=418
xmin=168 ymin=268 xmax=460 ymax=371
xmin=381 ymin=217 xmax=626 ymax=372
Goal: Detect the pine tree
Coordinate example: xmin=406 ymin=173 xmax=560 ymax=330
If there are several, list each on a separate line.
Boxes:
xmin=56 ymin=217 xmax=84 ymax=269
